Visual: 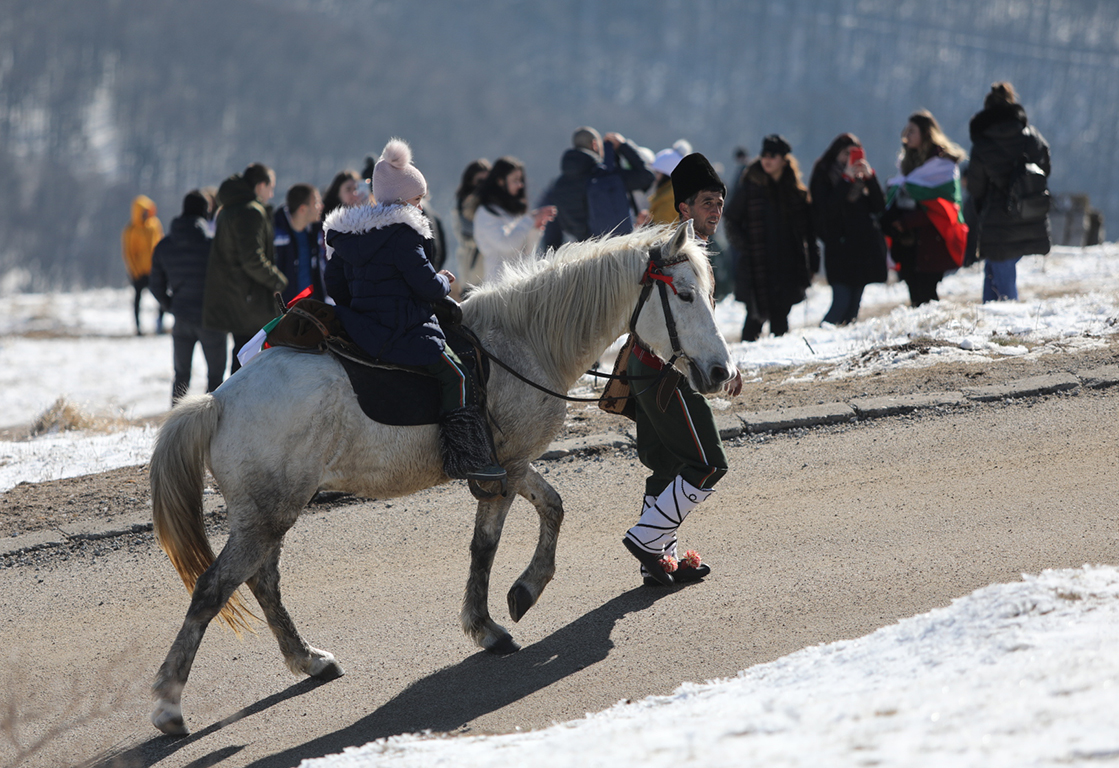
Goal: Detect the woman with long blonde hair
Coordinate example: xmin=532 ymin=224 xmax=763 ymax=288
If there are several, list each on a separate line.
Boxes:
xmin=881 ymin=110 xmax=969 ymax=306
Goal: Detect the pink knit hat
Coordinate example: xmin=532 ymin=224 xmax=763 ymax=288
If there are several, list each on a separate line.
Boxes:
xmin=372 ymin=138 xmax=427 ymax=204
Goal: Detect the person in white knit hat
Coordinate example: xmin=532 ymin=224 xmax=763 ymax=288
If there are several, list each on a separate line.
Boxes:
xmin=323 ymin=138 xmax=505 ymax=491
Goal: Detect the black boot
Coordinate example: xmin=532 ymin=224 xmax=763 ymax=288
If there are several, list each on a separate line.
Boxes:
xmin=439 ymin=405 xmax=507 ymax=496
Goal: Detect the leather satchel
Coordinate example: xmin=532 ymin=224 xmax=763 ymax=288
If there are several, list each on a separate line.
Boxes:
xmin=598 ymin=336 xmax=637 ymax=420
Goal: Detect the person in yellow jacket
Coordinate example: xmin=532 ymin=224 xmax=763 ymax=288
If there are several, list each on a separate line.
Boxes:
xmin=122 ymin=194 xmax=165 ymax=335
xmin=647 ymin=140 xmax=692 ymax=226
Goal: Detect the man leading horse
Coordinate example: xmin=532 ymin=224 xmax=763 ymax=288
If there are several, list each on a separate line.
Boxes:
xmin=622 ymin=152 xmax=744 ymax=587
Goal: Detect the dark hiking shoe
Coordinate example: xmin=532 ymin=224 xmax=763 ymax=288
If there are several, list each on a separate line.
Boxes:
xmin=623 ymin=537 xmax=674 ymax=587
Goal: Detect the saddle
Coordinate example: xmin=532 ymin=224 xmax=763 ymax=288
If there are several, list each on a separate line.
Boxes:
xmin=266 ymin=297 xmax=488 ymax=427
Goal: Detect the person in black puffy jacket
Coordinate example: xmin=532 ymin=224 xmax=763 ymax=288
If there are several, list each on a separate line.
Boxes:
xmin=150 ymin=190 xmax=228 ymax=404
xmin=967 ymin=82 xmax=1051 ymax=302
xmin=550 ymin=127 xmax=654 ymax=243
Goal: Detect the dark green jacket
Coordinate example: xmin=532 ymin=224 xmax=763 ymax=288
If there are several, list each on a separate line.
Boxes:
xmin=202 ymin=174 xmax=288 ymax=335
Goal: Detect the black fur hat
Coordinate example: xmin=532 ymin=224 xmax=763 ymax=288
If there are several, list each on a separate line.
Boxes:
xmin=671 ymin=152 xmax=726 ymax=212
xmin=761 ymin=134 xmax=792 ymax=156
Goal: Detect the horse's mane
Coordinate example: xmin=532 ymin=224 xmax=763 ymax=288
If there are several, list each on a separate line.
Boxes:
xmin=463 ymin=225 xmax=712 ymax=386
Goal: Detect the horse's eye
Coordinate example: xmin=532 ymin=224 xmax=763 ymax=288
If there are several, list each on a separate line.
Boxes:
xmin=678 ymin=290 xmax=695 ymax=303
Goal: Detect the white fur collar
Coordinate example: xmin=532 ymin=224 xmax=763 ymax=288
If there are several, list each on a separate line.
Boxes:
xmin=323 ymin=202 xmax=433 ymax=239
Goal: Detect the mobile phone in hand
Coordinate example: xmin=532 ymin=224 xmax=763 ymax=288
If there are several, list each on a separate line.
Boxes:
xmin=848 ymin=147 xmax=865 ymax=163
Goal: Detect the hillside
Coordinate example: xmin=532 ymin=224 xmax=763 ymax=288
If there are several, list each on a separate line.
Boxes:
xmin=1 ymin=0 xmax=1116 ymax=289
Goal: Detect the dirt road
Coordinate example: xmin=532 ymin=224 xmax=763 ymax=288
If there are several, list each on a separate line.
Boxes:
xmin=2 ymin=390 xmax=1117 ymax=768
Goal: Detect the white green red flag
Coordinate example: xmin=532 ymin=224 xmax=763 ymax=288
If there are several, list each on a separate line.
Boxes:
xmin=886 ymin=157 xmax=969 ymax=268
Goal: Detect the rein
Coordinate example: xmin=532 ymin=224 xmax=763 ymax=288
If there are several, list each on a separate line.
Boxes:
xmin=469 ymin=246 xmax=690 ymax=404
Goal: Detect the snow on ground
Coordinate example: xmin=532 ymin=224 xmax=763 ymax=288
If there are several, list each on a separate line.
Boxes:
xmin=302 ymin=565 xmax=1119 ymax=768
xmin=1 ymin=245 xmax=1118 ymax=492
xmin=2 ymin=245 xmax=1118 ymax=766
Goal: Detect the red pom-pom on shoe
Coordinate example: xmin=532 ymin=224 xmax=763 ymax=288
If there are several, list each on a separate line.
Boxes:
xmin=659 ymin=554 xmax=679 ymax=573
xmin=680 ymin=550 xmax=702 ymax=569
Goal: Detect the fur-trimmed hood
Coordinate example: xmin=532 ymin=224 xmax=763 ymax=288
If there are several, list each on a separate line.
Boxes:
xmin=323 ymin=201 xmax=433 ymax=240
xmin=969 ymin=102 xmax=1028 ymax=142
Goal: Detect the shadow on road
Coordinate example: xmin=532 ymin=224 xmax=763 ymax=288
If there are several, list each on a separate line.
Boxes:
xmin=83 ymin=678 xmax=328 ymax=768
xmin=83 ymin=586 xmax=669 ymax=768
xmin=248 ymin=585 xmax=671 ymax=768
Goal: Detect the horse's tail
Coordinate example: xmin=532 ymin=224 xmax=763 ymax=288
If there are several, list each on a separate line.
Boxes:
xmin=150 ymin=394 xmax=257 ymax=635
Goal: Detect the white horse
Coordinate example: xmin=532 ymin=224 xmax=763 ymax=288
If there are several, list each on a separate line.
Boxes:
xmin=148 ymin=221 xmax=734 ymax=735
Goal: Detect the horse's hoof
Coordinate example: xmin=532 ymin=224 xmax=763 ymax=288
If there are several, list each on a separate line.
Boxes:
xmin=311 ymin=660 xmax=345 ymax=681
xmin=151 ymin=701 xmax=189 ymax=736
xmin=483 ymin=634 xmax=521 ymax=656
xmin=307 ymin=650 xmax=345 ymax=680
xmin=507 ymin=583 xmax=535 ymax=623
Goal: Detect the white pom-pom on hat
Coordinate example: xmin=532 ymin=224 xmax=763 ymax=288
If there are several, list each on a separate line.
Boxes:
xmin=379 ymin=137 xmax=413 ymax=169
xmin=373 ymin=137 xmax=428 ymax=204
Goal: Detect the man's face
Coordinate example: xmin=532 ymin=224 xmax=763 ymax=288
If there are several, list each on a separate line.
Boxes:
xmin=679 ymin=190 xmax=724 ymax=240
xmin=256 ymin=172 xmax=276 ymax=204
xmin=304 ymin=191 xmax=323 ymax=224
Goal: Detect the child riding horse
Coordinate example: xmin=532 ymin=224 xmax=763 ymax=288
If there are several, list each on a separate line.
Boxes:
xmin=324 ymin=138 xmax=504 ymax=487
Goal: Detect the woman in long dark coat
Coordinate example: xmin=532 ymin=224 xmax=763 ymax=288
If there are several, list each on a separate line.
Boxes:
xmin=725 ymin=134 xmax=819 ymax=342
xmin=809 ymin=133 xmax=888 ymax=326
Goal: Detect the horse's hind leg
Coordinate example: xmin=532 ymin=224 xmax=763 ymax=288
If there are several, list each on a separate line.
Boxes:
xmin=461 ymin=490 xmax=520 ymax=654
xmin=246 ymin=543 xmax=344 ymax=681
xmin=507 ymin=465 xmax=564 ymax=623
xmin=151 ymin=531 xmax=268 ymax=736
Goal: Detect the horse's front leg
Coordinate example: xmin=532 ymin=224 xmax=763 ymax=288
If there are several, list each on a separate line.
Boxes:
xmin=507 ymin=465 xmax=564 ymax=622
xmin=461 ymin=489 xmax=519 ymax=654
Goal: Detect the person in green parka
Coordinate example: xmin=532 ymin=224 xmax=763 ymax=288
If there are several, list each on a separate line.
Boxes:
xmin=202 ymin=163 xmax=288 ymax=375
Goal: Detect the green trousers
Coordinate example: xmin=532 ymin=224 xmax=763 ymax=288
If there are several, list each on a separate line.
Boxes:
xmin=628 ymin=352 xmax=729 ymax=496
xmin=421 ymin=346 xmax=477 ymax=414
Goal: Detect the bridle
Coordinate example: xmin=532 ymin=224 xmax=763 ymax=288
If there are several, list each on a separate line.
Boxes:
xmin=467 ymin=245 xmax=694 ymax=404
xmin=628 ymin=244 xmax=690 ymax=371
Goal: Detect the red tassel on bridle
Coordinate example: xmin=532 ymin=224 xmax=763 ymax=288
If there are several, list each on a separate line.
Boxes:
xmin=642 ymin=261 xmax=678 ymax=294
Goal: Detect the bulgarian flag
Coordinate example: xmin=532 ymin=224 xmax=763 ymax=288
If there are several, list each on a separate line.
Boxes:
xmin=886 ymin=156 xmax=968 ymax=268
xmin=235 ymin=286 xmax=315 ymax=368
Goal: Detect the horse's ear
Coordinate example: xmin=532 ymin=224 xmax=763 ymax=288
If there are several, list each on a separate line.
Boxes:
xmin=665 ymin=219 xmax=694 ymax=260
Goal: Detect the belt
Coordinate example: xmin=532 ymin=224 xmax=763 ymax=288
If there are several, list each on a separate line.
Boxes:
xmin=631 ymin=341 xmax=665 ymax=370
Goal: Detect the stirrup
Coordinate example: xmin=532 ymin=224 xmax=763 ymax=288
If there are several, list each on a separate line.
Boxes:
xmin=468 ymin=471 xmax=508 ymax=501
xmin=465 ymin=464 xmax=506 ymax=482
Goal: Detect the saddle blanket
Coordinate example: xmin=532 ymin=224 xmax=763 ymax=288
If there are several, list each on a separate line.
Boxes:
xmin=260 ymin=295 xmax=485 ymax=426
xmin=331 ymin=332 xmax=486 ymax=427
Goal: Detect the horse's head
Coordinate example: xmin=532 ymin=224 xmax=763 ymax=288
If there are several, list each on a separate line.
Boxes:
xmin=632 ymin=220 xmax=735 ymax=394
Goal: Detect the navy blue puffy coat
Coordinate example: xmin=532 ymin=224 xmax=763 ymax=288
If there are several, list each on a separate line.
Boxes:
xmin=324 ymin=203 xmax=450 ymax=366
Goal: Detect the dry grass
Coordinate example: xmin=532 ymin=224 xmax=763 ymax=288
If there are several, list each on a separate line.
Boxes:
xmin=0 ymin=653 xmax=144 ymax=768
xmin=27 ymin=398 xmax=131 ymax=438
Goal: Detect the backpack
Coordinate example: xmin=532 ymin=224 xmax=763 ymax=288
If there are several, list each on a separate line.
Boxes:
xmin=586 ymin=144 xmax=635 ymax=237
xmin=1005 ymin=153 xmax=1050 ymax=220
